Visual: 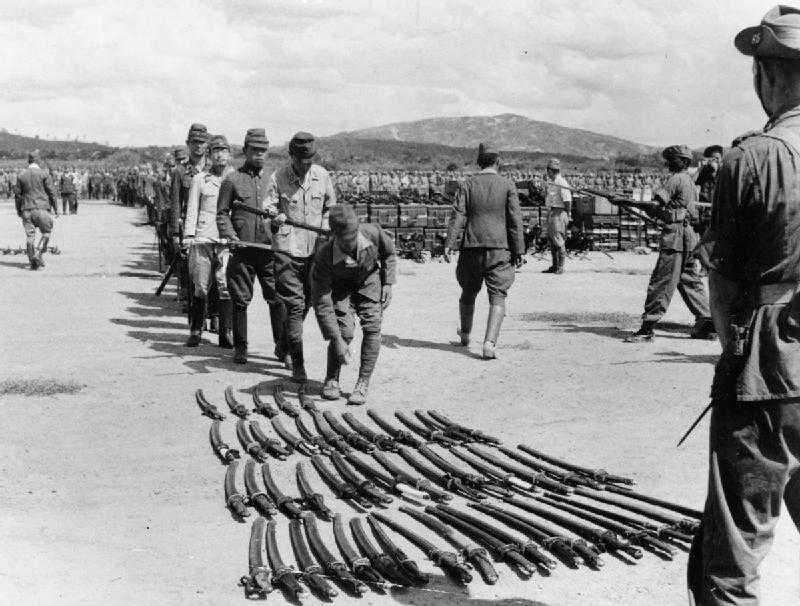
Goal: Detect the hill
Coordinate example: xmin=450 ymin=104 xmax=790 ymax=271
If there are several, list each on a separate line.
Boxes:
xmin=0 ymin=130 xmax=115 ymax=160
xmin=331 ymin=113 xmax=655 ymax=161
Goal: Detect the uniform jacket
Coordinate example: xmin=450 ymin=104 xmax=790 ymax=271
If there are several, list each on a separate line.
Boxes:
xmin=170 ymin=158 xmax=206 ymax=235
xmin=59 ymin=174 xmax=76 ymax=194
xmin=312 ymin=223 xmax=396 ymax=341
xmin=15 ymin=163 xmax=56 ymax=213
xmin=544 ymin=174 xmax=572 ymax=211
xmin=652 ymin=171 xmax=699 ymax=252
xmin=216 ymin=164 xmax=272 ymax=244
xmin=184 ymin=165 xmax=235 ymax=242
xmin=446 ymin=167 xmax=524 ymax=256
xmin=705 ymin=105 xmax=800 ymax=402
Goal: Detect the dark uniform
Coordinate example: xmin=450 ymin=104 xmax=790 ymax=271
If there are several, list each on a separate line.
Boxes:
xmin=59 ymin=172 xmax=76 ymax=215
xmin=15 ymin=151 xmax=58 ymax=269
xmin=688 ymin=8 xmax=800 ymax=604
xmin=446 ymin=142 xmax=524 ymax=359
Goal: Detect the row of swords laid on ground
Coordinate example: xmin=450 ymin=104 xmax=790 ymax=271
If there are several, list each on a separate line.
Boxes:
xmin=1 ymin=245 xmax=61 ymax=255
xmin=196 ymin=386 xmax=702 ymax=600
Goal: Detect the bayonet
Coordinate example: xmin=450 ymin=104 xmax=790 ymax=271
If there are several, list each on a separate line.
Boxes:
xmin=310 ymin=454 xmax=372 ymax=509
xmin=295 ymin=415 xmax=333 ymax=455
xmin=366 ymin=515 xmax=430 ymax=586
xmin=239 ymin=516 xmax=272 ymax=598
xmin=224 ymin=459 xmax=249 ymax=519
xmin=273 ymin=385 xmax=300 ymax=417
xmin=225 ymin=385 xmax=250 ymax=419
xmin=265 ymin=519 xmax=306 ymax=600
xmin=302 ymin=513 xmax=368 ymax=596
xmin=343 ymin=452 xmax=427 ymax=500
xmin=395 ymin=411 xmax=458 ymax=446
xmin=261 ymin=462 xmax=303 ymax=518
xmin=236 ymin=419 xmax=268 ymax=462
xmin=252 ymin=387 xmax=279 ymax=418
xmin=249 ymin=420 xmax=291 ymax=460
xmin=243 ymin=459 xmax=277 ymax=517
xmin=273 ymin=417 xmax=317 ymax=456
xmin=209 ymin=419 xmax=239 ymax=463
xmin=372 ymin=451 xmax=451 ymax=501
xmin=350 ymin=517 xmax=410 ymax=585
xmin=289 ymin=519 xmax=338 ymax=598
xmin=466 ymin=445 xmax=573 ymax=495
xmin=518 ymin=444 xmax=634 ymax=486
xmin=323 ymin=410 xmax=374 ymax=453
xmin=366 ymin=409 xmax=422 ymax=447
xmin=296 ymin=461 xmax=333 ymax=520
xmin=342 ymin=412 xmax=398 ymax=452
xmin=196 ymin=388 xmax=224 ymax=420
xmin=332 ymin=514 xmax=384 ymax=586
xmin=427 ymin=410 xmax=501 ymax=444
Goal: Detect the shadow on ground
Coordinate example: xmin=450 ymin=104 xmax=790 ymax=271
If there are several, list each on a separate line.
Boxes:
xmin=389 ymin=575 xmax=550 ymax=606
xmin=382 ymin=334 xmax=482 ymax=359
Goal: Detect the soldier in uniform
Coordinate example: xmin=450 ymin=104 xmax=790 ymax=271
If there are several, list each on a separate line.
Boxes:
xmin=312 ymin=205 xmax=396 ymax=405
xmin=183 ymin=135 xmax=235 ymax=348
xmin=15 ymin=150 xmax=58 ymax=270
xmin=695 ymin=144 xmax=724 ymax=204
xmin=59 ymin=170 xmax=76 ymax=215
xmin=542 ymin=158 xmax=571 ymax=274
xmin=625 ymin=145 xmax=714 ymax=342
xmin=687 ymin=7 xmax=800 ymax=605
xmin=266 ymin=132 xmax=336 ymax=384
xmin=445 ymin=143 xmax=524 ymax=359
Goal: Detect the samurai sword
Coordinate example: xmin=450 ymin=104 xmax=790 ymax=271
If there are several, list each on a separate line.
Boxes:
xmin=333 ymin=514 xmax=384 ymax=586
xmin=272 ymin=417 xmax=317 ymax=457
xmin=603 ymin=484 xmax=703 ymax=522
xmin=342 ymin=412 xmax=398 ymax=452
xmin=252 ymin=387 xmax=280 ymax=418
xmin=273 ymin=385 xmax=300 ymax=417
xmin=518 ymin=444 xmax=634 ymax=486
xmin=330 ymin=451 xmax=393 ymax=505
xmin=289 ymin=518 xmax=338 ymax=598
xmin=343 ymin=452 xmax=427 ymax=500
xmin=371 ymin=451 xmax=451 ymax=501
xmin=239 ymin=516 xmax=272 ymax=598
xmin=350 ymin=517 xmax=410 ymax=585
xmin=471 ymin=501 xmax=603 ymax=569
xmin=366 ymin=409 xmax=422 ymax=447
xmin=232 ymin=202 xmax=331 ymax=235
xmin=195 ymin=388 xmax=224 ymax=420
xmin=577 ymin=486 xmax=700 ymax=533
xmin=413 ymin=409 xmax=471 ymax=443
xmin=395 ymin=411 xmax=458 ymax=447
xmin=224 ymin=385 xmax=250 ymax=419
xmin=224 ymin=459 xmax=249 ymax=518
xmin=310 ymin=454 xmax=372 ymax=509
xmin=496 ymin=445 xmax=601 ymax=489
xmin=323 ymin=410 xmax=375 ymax=453
xmin=466 ymin=445 xmax=574 ymax=495
xmin=427 ymin=410 xmax=501 ymax=445
xmin=265 ymin=519 xmax=306 ymax=600
xmin=296 ymin=461 xmax=333 ymax=520
xmin=235 ymin=419 xmax=268 ymax=462
xmin=298 ymin=389 xmax=319 ymax=414
xmin=399 ymin=506 xmax=498 ymax=584
xmin=243 ymin=459 xmax=278 ymax=517
xmin=295 ymin=415 xmax=333 ymax=455
xmin=310 ymin=410 xmax=352 ymax=453
xmin=397 ymin=446 xmax=488 ymax=501
xmin=451 ymin=446 xmax=538 ymax=493
xmin=370 ymin=512 xmax=472 ymax=585
xmin=302 ymin=512 xmax=368 ymax=596
xmin=416 ymin=444 xmax=493 ymax=490
xmin=262 ymin=462 xmax=303 ymax=518
xmin=249 ymin=420 xmax=291 ymax=460
xmin=209 ymin=419 xmax=240 ymax=464
xmin=366 ymin=515 xmax=430 ymax=586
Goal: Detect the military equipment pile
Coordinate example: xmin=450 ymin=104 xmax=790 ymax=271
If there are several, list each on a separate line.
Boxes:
xmin=195 ymin=386 xmax=701 ymax=600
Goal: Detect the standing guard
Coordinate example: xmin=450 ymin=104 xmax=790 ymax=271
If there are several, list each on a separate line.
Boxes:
xmin=15 ymin=150 xmax=58 ymax=270
xmin=542 ymin=158 xmax=571 ymax=274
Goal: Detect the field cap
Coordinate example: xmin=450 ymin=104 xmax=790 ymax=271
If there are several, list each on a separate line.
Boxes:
xmin=244 ymin=128 xmax=269 ymax=149
xmin=735 ymin=5 xmax=800 ymax=59
xmin=289 ymin=132 xmax=316 ymax=159
xmin=662 ymin=145 xmax=692 ymax=161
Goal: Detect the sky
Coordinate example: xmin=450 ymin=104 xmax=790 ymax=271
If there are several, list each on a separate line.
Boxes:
xmin=0 ymin=0 xmax=788 ymax=148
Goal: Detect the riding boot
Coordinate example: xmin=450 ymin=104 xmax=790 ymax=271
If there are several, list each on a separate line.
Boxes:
xmin=290 ymin=341 xmax=307 ymax=383
xmin=322 ymin=341 xmax=342 ymax=400
xmin=542 ymin=246 xmax=557 ymax=273
xmin=26 ymin=241 xmax=39 ymax=269
xmin=232 ymin=305 xmax=248 ymax=363
xmin=269 ymin=301 xmax=289 ymax=364
xmin=482 ymin=303 xmax=506 ymax=359
xmin=457 ymin=303 xmax=474 ymax=346
xmin=186 ymin=297 xmax=206 ymax=347
xmin=555 ymin=248 xmax=565 ymax=274
xmin=217 ymin=299 xmax=234 ymax=349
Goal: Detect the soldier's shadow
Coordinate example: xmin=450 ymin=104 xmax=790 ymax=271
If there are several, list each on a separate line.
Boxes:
xmin=381 ymin=334 xmax=483 ymax=359
xmin=388 ymin=574 xmax=550 ymax=606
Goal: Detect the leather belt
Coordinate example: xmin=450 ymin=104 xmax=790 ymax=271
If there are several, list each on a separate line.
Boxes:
xmin=757 ymin=282 xmax=800 ymax=305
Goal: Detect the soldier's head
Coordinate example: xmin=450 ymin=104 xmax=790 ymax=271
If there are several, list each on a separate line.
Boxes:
xmin=28 ymin=149 xmax=40 ymax=165
xmin=186 ymin=123 xmax=209 ymax=159
xmin=328 ymin=204 xmax=359 ymax=254
xmin=208 ymin=135 xmax=230 ymax=168
xmin=477 ymin=142 xmax=499 ymax=169
xmin=662 ymin=145 xmax=693 ymax=172
xmin=173 ymin=147 xmax=189 ymax=166
xmin=546 ymin=158 xmax=561 ymax=179
xmin=243 ymin=128 xmax=269 ymax=169
xmin=289 ymin=132 xmax=316 ymax=177
xmin=736 ymin=6 xmax=800 ymax=117
xmin=703 ymin=145 xmax=724 ymax=169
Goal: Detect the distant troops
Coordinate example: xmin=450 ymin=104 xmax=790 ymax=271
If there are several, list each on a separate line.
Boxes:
xmin=15 ymin=150 xmax=58 ymax=270
xmin=59 ymin=170 xmax=77 ymax=215
xmin=445 ymin=142 xmax=524 ymax=359
xmin=542 ymin=158 xmax=571 ymax=274
xmin=625 ymin=145 xmax=714 ymax=342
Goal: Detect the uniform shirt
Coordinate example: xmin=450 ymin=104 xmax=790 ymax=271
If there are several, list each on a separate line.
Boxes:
xmin=184 ymin=165 xmax=235 ymax=242
xmin=217 ymin=164 xmax=272 ymax=245
xmin=59 ymin=174 xmax=76 ymax=194
xmin=695 ymin=164 xmax=718 ymax=204
xmin=446 ymin=167 xmax=524 ymax=255
xmin=170 ymin=158 xmax=206 ymax=235
xmin=312 ymin=223 xmax=396 ymax=341
xmin=265 ymin=163 xmax=336 ymax=258
xmin=15 ymin=163 xmax=56 ymax=213
xmin=652 ymin=171 xmax=699 ymax=252
xmin=705 ymin=105 xmax=800 ymax=402
xmin=544 ymin=174 xmax=572 ymax=211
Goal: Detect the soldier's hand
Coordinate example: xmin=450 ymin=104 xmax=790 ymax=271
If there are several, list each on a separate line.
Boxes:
xmin=381 ymin=285 xmax=393 ymax=310
xmin=273 ymin=212 xmax=287 ymax=226
xmin=171 ymin=236 xmax=181 ymax=249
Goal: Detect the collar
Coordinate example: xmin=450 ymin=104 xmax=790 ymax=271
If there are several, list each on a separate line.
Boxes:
xmin=28 ymin=162 xmax=40 ymax=169
xmin=765 ymin=103 xmax=800 ymax=131
xmin=287 ymin=163 xmax=319 ymax=187
xmin=479 ymin=167 xmax=498 ymax=174
xmin=241 ymin=163 xmax=263 ymax=177
xmin=332 ymin=231 xmax=372 ymax=264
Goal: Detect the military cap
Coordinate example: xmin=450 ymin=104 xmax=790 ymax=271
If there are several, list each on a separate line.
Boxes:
xmin=661 ymin=145 xmax=693 ymax=161
xmin=173 ymin=147 xmax=189 ymax=161
xmin=703 ymin=145 xmax=724 ymax=158
xmin=328 ymin=204 xmax=359 ymax=234
xmin=244 ymin=128 xmax=269 ymax=149
xmin=547 ymin=158 xmax=561 ymax=170
xmin=208 ymin=134 xmax=230 ymax=150
xmin=289 ymin=131 xmax=316 ymax=159
xmin=736 ymin=5 xmax=800 ymax=59
xmin=186 ymin=123 xmax=209 ymax=142
xmin=163 ymin=152 xmax=175 ymax=166
xmin=28 ymin=149 xmax=40 ymax=162
xmin=477 ymin=142 xmax=498 ymax=163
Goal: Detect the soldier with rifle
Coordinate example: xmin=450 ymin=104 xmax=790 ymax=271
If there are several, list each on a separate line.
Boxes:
xmin=541 ymin=157 xmax=571 ymax=274
xmin=625 ymin=145 xmax=715 ymax=342
xmin=688 ymin=7 xmax=800 ymax=605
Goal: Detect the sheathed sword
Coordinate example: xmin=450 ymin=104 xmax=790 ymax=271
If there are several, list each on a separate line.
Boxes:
xmin=465 ymin=445 xmax=574 ymax=495
xmin=298 ymin=389 xmax=319 ymax=414
xmin=261 ymin=462 xmax=303 ymax=518
xmin=310 ymin=454 xmax=372 ymax=509
xmin=323 ymin=410 xmax=374 ymax=453
xmin=370 ymin=512 xmax=472 ymax=585
xmin=196 ymin=388 xmax=224 ymax=420
xmin=310 ymin=410 xmax=352 ymax=453
xmin=289 ymin=518 xmax=338 ymax=598
xmin=239 ymin=516 xmax=272 ymax=598
xmin=342 ymin=412 xmax=398 ymax=452
xmin=395 ymin=411 xmax=458 ymax=447
xmin=603 ymin=484 xmax=703 ymax=522
xmin=496 ymin=445 xmax=602 ymax=489
xmin=372 ymin=451 xmax=451 ymax=501
xmin=252 ymin=387 xmax=280 ymax=418
xmin=273 ymin=385 xmax=300 ymax=417
xmin=366 ymin=409 xmax=422 ymax=447
xmin=350 ymin=517 xmax=410 ymax=585
xmin=224 ymin=459 xmax=250 ymax=519
xmin=209 ymin=419 xmax=240 ymax=464
xmin=296 ymin=461 xmax=333 ymax=520
xmin=273 ymin=417 xmax=317 ymax=457
xmin=416 ymin=444 xmax=495 ymax=491
xmin=265 ymin=519 xmax=306 ymax=600
xmin=302 ymin=512 xmax=368 ymax=596
xmin=295 ymin=415 xmax=333 ymax=455
xmin=398 ymin=506 xmax=498 ymax=584
xmin=413 ymin=409 xmax=471 ymax=442
xmin=249 ymin=420 xmax=291 ymax=460
xmin=451 ymin=446 xmax=537 ymax=493
xmin=397 ymin=446 xmax=488 ymax=501
xmin=366 ymin=515 xmax=430 ymax=586
xmin=427 ymin=410 xmax=501 ymax=445
xmin=332 ymin=513 xmax=384 ymax=587
xmin=243 ymin=459 xmax=278 ymax=517
xmin=224 ymin=385 xmax=250 ymax=419
xmin=330 ymin=451 xmax=393 ymax=505
xmin=232 ymin=201 xmax=331 ymax=235
xmin=518 ymin=444 xmax=634 ymax=486
xmin=236 ymin=419 xmax=268 ymax=462
xmin=343 ymin=452 xmax=427 ymax=500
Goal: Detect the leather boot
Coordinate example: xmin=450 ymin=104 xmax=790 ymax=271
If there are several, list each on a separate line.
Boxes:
xmin=482 ymin=303 xmax=505 ymax=359
xmin=290 ymin=341 xmax=307 ymax=383
xmin=555 ymin=249 xmax=565 ymax=274
xmin=186 ymin=297 xmax=205 ymax=347
xmin=269 ymin=301 xmax=290 ymax=367
xmin=217 ymin=299 xmax=234 ymax=349
xmin=542 ymin=246 xmax=557 ymax=273
xmin=625 ymin=320 xmax=656 ymax=343
xmin=457 ymin=303 xmax=474 ymax=346
xmin=26 ymin=242 xmax=39 ymax=269
xmin=690 ymin=318 xmax=717 ymax=340
xmin=232 ymin=305 xmax=248 ymax=363
xmin=322 ymin=341 xmax=342 ymax=400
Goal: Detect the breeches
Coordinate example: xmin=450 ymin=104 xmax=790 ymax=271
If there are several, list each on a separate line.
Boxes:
xmin=188 ymin=243 xmax=230 ymax=299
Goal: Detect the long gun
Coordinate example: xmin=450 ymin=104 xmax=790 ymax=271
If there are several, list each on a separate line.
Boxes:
xmin=548 ymin=182 xmax=667 ymax=229
xmin=232 ymin=202 xmax=331 ymax=235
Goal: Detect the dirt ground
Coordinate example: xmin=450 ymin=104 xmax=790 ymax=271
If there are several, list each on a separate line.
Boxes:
xmin=1 ymin=200 xmax=797 ymax=606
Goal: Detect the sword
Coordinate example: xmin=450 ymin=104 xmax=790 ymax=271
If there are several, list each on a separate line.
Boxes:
xmin=302 ymin=512 xmax=368 ymax=596
xmin=265 ymin=519 xmax=306 ymax=600
xmin=289 ymin=518 xmax=338 ymax=598
xmin=243 ymin=459 xmax=278 ymax=517
xmin=224 ymin=459 xmax=249 ymax=519
xmin=195 ymin=388 xmax=224 ymax=420
xmin=224 ymin=385 xmax=249 ymax=419
xmin=332 ymin=514 xmax=384 ymax=587
xmin=252 ymin=387 xmax=280 ymax=418
xmin=232 ymin=201 xmax=331 ymax=235
xmin=209 ymin=419 xmax=239 ymax=464
xmin=239 ymin=516 xmax=272 ymax=598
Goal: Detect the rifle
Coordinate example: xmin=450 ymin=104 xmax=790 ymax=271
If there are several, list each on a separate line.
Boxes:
xmin=231 ymin=202 xmax=331 ymax=235
xmin=155 ymin=251 xmax=180 ymax=296
xmin=548 ymin=183 xmax=667 ymax=230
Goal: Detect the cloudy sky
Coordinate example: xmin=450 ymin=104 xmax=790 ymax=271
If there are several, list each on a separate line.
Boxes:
xmin=0 ymin=0 xmax=786 ymax=148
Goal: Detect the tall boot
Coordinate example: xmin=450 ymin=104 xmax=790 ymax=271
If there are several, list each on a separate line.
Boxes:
xmin=542 ymin=246 xmax=556 ymax=273
xmin=26 ymin=241 xmax=39 ymax=269
xmin=457 ymin=303 xmax=474 ymax=346
xmin=38 ymin=235 xmax=49 ymax=267
xmin=269 ymin=301 xmax=290 ymax=367
xmin=290 ymin=341 xmax=307 ymax=384
xmin=232 ymin=305 xmax=248 ymax=363
xmin=186 ymin=297 xmax=206 ymax=347
xmin=348 ymin=331 xmax=381 ymax=406
xmin=482 ymin=303 xmax=506 ymax=359
xmin=555 ymin=248 xmax=565 ymax=274
xmin=217 ymin=299 xmax=234 ymax=349
xmin=322 ymin=340 xmax=343 ymax=400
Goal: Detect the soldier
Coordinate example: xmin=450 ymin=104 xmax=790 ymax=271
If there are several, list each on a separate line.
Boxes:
xmin=687 ymin=7 xmax=800 ymax=605
xmin=541 ymin=158 xmax=571 ymax=274
xmin=183 ymin=135 xmax=235 ymax=348
xmin=625 ymin=145 xmax=714 ymax=342
xmin=217 ymin=128 xmax=287 ymax=365
xmin=444 ymin=143 xmax=524 ymax=359
xmin=265 ymin=132 xmax=335 ymax=384
xmin=59 ymin=170 xmax=76 ymax=215
xmin=312 ymin=205 xmax=396 ymax=405
xmin=15 ymin=150 xmax=58 ymax=270
xmin=695 ymin=144 xmax=724 ymax=204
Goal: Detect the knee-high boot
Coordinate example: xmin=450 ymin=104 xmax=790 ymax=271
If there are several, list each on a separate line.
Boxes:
xmin=482 ymin=303 xmax=506 ymax=359
xmin=458 ymin=303 xmax=474 ymax=346
xmin=232 ymin=305 xmax=248 ymax=364
xmin=186 ymin=297 xmax=206 ymax=347
xmin=218 ymin=299 xmax=233 ymax=349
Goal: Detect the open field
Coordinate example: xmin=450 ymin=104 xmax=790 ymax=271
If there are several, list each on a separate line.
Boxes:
xmin=0 ymin=200 xmax=797 ymax=606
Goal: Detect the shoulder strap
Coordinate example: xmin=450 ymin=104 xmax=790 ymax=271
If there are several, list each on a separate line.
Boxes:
xmin=758 ymin=126 xmax=800 ymax=157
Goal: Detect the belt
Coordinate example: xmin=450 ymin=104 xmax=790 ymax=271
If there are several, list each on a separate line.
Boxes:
xmin=757 ymin=282 xmax=800 ymax=305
